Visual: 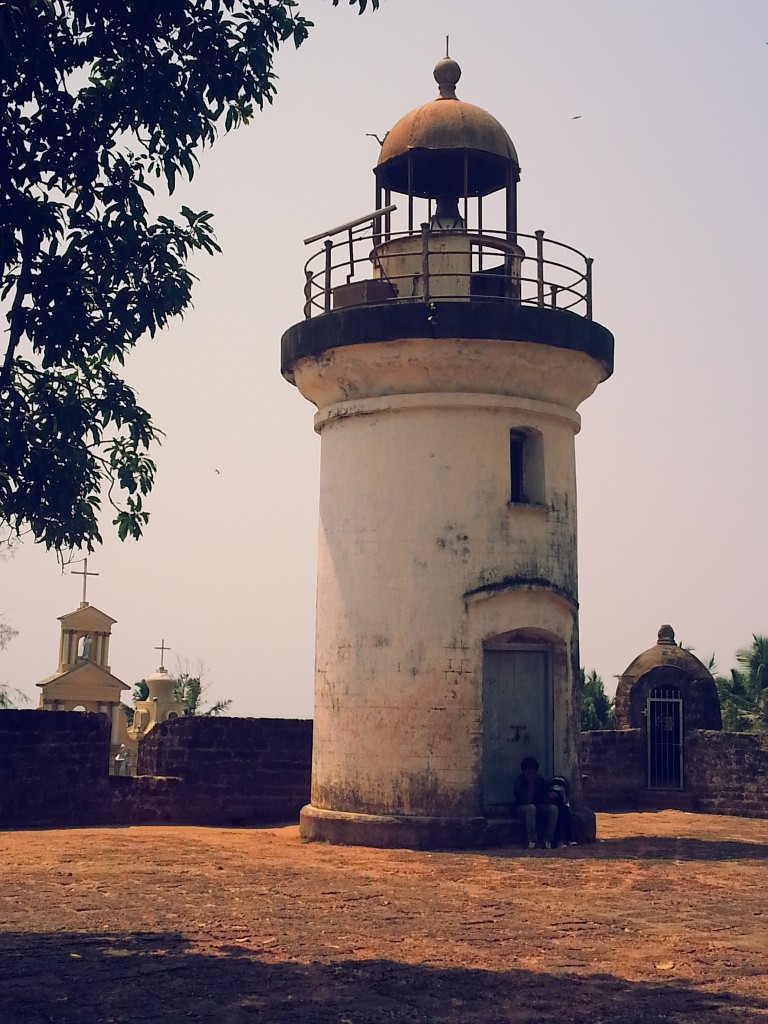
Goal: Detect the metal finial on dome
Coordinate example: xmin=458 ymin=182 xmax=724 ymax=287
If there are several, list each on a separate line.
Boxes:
xmin=434 ymin=54 xmax=461 ymax=99
xmin=657 ymin=624 xmax=676 ymax=645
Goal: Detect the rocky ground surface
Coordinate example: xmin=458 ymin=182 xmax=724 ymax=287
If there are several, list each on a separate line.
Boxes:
xmin=0 ymin=811 xmax=766 ymax=1023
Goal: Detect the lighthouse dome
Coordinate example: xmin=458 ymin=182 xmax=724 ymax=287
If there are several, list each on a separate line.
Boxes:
xmin=376 ymin=57 xmax=519 ymax=199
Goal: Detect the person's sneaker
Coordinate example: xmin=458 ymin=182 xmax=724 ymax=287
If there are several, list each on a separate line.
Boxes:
xmin=543 ymin=841 xmax=552 ymax=849
xmin=527 ymin=841 xmax=536 ymax=850
xmin=567 ymin=841 xmax=578 ymax=847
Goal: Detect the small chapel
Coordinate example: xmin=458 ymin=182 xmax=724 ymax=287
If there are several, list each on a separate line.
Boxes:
xmin=131 ymin=653 xmax=186 ymax=738
xmin=35 ymin=562 xmax=185 ymax=766
xmin=36 ymin=564 xmax=131 ymax=759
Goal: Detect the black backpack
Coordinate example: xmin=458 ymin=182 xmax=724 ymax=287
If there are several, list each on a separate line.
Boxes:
xmin=548 ymin=775 xmax=571 ymax=807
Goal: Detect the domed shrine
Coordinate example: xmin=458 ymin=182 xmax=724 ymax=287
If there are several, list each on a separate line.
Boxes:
xmin=614 ymin=625 xmax=722 ymax=790
xmin=615 ymin=625 xmax=723 ymax=732
xmin=131 ymin=660 xmax=186 ymax=739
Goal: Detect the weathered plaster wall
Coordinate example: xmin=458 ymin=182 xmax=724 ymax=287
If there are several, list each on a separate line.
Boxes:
xmin=291 ymin=336 xmax=606 ymax=411
xmin=297 ymin=326 xmax=605 ymax=827
xmin=312 ymin=388 xmax=583 ymax=818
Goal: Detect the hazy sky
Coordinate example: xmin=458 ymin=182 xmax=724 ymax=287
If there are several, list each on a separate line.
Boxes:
xmin=2 ymin=0 xmax=767 ymax=717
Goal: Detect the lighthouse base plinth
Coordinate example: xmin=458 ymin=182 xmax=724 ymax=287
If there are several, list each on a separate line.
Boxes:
xmin=300 ymin=805 xmax=597 ymax=849
xmin=299 ymin=804 xmax=530 ymax=850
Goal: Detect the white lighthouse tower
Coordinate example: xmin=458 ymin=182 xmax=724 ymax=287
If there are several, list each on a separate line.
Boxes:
xmin=282 ymin=57 xmax=614 ymax=848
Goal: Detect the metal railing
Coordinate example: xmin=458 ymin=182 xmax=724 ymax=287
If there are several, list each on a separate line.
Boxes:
xmin=302 ymin=220 xmax=593 ymax=321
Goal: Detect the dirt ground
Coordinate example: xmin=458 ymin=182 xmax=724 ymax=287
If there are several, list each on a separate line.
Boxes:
xmin=0 ymin=812 xmax=766 ymax=1024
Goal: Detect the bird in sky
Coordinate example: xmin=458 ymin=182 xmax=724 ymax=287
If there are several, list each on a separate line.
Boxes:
xmin=571 ymin=115 xmax=582 ymax=120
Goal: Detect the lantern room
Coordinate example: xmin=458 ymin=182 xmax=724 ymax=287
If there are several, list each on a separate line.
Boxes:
xmin=297 ymin=56 xmax=595 ymax=323
xmin=374 ymin=56 xmax=520 ymax=236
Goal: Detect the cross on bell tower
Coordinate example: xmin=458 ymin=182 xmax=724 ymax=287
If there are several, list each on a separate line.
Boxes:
xmin=70 ymin=557 xmax=99 ymax=607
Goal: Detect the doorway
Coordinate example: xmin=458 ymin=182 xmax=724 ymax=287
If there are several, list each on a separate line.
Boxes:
xmin=647 ymin=686 xmax=683 ymax=789
xmin=482 ymin=644 xmax=553 ymax=815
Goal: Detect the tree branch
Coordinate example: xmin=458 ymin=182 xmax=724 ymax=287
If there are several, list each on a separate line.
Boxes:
xmin=0 ymin=226 xmax=34 ymax=392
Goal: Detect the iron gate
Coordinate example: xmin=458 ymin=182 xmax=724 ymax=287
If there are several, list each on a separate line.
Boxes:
xmin=647 ymin=686 xmax=683 ymax=789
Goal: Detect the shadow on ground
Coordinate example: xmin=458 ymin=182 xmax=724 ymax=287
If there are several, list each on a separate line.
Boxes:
xmin=483 ymin=836 xmax=768 ymax=862
xmin=2 ymin=930 xmax=765 ymax=1024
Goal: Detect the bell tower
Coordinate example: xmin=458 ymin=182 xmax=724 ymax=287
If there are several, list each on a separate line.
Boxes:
xmin=37 ymin=564 xmax=130 ymax=758
xmin=282 ymin=57 xmax=614 ymax=848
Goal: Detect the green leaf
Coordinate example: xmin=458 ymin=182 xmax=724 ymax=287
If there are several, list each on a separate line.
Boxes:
xmin=0 ymin=0 xmax=377 ymax=553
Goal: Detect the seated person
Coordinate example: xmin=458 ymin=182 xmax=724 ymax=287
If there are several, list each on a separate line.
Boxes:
xmin=513 ymin=756 xmax=558 ymax=849
xmin=547 ymin=775 xmax=577 ymax=847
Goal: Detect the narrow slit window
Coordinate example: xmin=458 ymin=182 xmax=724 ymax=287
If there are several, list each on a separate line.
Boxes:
xmin=510 ymin=431 xmax=526 ymax=503
xmin=509 ymin=428 xmax=545 ymax=506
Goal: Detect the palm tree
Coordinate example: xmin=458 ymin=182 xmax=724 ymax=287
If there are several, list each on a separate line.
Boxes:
xmin=714 ymin=668 xmax=751 ymax=732
xmin=735 ymin=635 xmax=768 ymax=729
xmin=579 ymin=668 xmax=614 ymax=730
xmin=737 ymin=635 xmax=768 ymax=690
xmin=0 ymin=615 xmax=25 ymax=708
xmin=0 ymin=683 xmax=27 ymax=709
xmin=713 ymin=636 xmax=768 ymax=732
xmin=173 ymin=660 xmax=232 ymax=717
xmin=127 ymin=660 xmax=233 ymax=723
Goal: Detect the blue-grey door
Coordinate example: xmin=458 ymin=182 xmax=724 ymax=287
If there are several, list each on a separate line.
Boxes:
xmin=482 ymin=646 xmax=553 ymax=815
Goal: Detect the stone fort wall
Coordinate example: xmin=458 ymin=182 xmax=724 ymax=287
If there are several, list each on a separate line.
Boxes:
xmin=1 ymin=711 xmax=765 ymax=830
xmin=0 ymin=709 xmax=110 ymax=828
xmin=0 ymin=711 xmax=312 ymax=829
xmin=582 ymin=728 xmax=768 ymax=819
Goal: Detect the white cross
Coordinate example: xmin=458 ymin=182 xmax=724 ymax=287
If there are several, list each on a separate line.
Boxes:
xmin=154 ymin=639 xmax=171 ymax=669
xmin=71 ymin=558 xmax=99 ymax=604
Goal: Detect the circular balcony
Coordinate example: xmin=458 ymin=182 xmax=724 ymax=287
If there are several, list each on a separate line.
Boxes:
xmin=301 ymin=221 xmax=594 ymax=322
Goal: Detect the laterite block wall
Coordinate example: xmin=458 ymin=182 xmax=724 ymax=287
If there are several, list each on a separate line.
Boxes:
xmin=582 ymin=728 xmax=768 ymax=819
xmin=0 ymin=710 xmax=111 ymax=827
xmin=0 ymin=711 xmax=312 ymax=829
xmin=685 ymin=730 xmax=768 ymax=818
xmin=580 ymin=729 xmax=645 ymax=810
xmin=137 ymin=716 xmax=313 ymax=825
xmin=2 ymin=712 xmax=763 ymax=827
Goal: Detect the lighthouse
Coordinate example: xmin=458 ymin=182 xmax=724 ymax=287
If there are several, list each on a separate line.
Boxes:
xmin=282 ymin=57 xmax=614 ymax=848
